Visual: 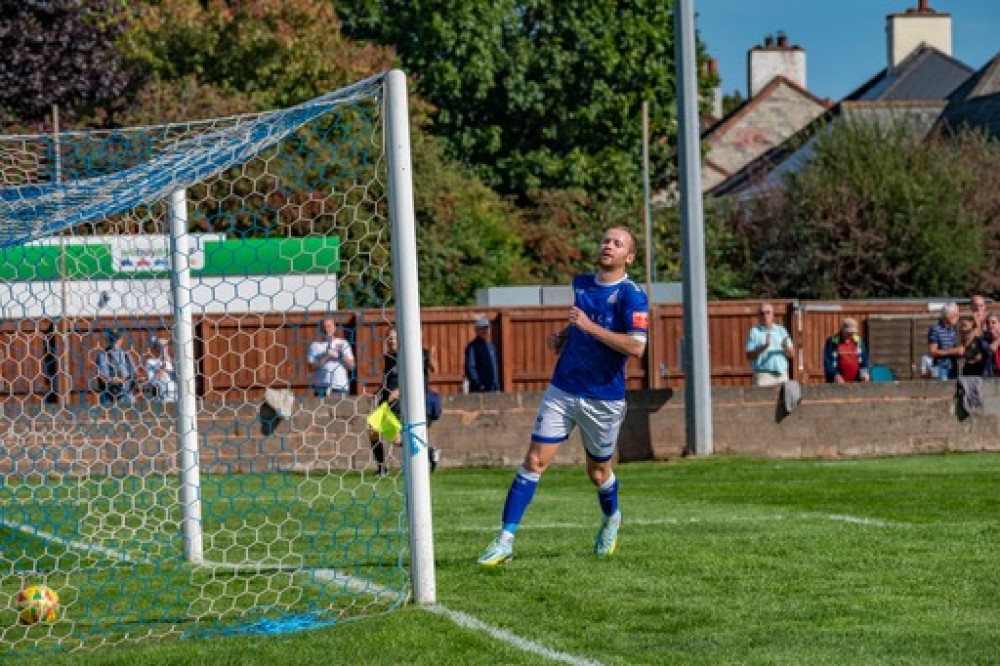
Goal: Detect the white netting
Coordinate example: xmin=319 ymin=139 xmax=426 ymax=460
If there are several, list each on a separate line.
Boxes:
xmin=0 ymin=72 xmax=411 ymax=655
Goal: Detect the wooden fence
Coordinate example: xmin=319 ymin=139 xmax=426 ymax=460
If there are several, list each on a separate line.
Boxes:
xmin=0 ymin=299 xmax=964 ymax=404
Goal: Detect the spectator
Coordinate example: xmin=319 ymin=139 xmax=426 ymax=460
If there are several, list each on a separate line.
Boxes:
xmin=464 ymin=316 xmax=499 ymax=393
xmin=927 ymin=303 xmax=964 ymax=380
xmin=745 ymin=303 xmax=794 ymax=387
xmin=823 ymin=317 xmax=870 ymax=383
xmin=143 ymin=337 xmax=178 ymax=402
xmin=980 ymin=315 xmax=1000 ymax=377
xmin=963 ymin=315 xmax=1000 ymax=377
xmin=95 ymin=329 xmax=138 ymax=406
xmin=307 ymin=318 xmax=355 ymax=398
xmin=370 ymin=327 xmax=440 ymax=476
xmin=969 ymin=294 xmax=989 ymax=338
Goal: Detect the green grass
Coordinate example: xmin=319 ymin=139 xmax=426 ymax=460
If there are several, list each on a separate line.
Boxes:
xmin=14 ymin=454 xmax=1000 ymax=665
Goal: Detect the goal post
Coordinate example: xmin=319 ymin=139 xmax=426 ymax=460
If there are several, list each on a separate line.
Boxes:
xmin=385 ymin=70 xmax=436 ymax=605
xmin=0 ymin=69 xmax=434 ymax=655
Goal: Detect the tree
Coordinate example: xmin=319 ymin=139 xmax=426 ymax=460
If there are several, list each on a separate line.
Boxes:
xmin=0 ymin=0 xmax=135 ymax=126
xmin=338 ymin=0 xmax=714 ymax=205
xmin=723 ymin=120 xmax=1000 ymax=299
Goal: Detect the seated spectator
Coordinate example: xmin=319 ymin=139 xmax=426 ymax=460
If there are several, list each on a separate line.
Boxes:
xmin=823 ymin=317 xmax=870 ymax=383
xmin=927 ymin=303 xmax=964 ymax=381
xmin=95 ymin=329 xmax=138 ymax=406
xmin=143 ymin=337 xmax=178 ymax=402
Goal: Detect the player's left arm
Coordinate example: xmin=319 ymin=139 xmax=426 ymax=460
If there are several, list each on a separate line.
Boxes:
xmin=568 ymin=307 xmax=647 ymax=359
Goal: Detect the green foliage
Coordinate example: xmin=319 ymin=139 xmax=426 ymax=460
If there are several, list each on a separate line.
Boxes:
xmin=649 ymin=199 xmax=753 ymax=299
xmin=409 ymin=130 xmax=533 ymax=305
xmin=727 ymin=120 xmax=1000 ymax=299
xmin=338 ymin=0 xmax=716 ymax=204
xmin=0 ymin=0 xmax=135 ymax=127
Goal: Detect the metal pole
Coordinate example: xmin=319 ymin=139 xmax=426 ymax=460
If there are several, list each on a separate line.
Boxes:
xmin=385 ymin=69 xmax=436 ymax=604
xmin=674 ymin=0 xmax=713 ymax=455
xmin=168 ymin=189 xmax=204 ymax=564
xmin=52 ymin=104 xmax=71 ymax=405
xmin=642 ymin=101 xmax=657 ymax=389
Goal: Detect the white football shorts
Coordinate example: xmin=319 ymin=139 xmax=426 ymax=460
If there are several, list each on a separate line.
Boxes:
xmin=531 ymin=384 xmax=627 ymax=462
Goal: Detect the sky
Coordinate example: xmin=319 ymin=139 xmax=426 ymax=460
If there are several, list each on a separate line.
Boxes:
xmin=695 ymin=0 xmax=1000 ymax=102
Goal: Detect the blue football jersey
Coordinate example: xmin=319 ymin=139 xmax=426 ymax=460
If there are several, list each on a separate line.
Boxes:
xmin=550 ymin=274 xmax=649 ymax=400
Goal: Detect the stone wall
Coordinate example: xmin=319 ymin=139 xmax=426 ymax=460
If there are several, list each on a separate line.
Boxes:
xmin=5 ymin=381 xmax=999 ymax=477
xmin=432 ymin=380 xmax=1000 ymax=467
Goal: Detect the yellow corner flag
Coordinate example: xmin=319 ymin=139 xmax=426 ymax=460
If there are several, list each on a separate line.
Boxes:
xmin=367 ymin=402 xmax=402 ymax=441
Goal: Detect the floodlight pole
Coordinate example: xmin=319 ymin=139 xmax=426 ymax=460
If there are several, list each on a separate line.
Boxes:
xmin=168 ymin=188 xmax=204 ymax=564
xmin=385 ymin=69 xmax=436 ymax=605
xmin=674 ymin=0 xmax=714 ymax=455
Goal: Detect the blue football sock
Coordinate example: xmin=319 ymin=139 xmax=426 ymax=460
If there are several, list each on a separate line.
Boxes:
xmin=501 ymin=467 xmax=540 ymax=536
xmin=597 ymin=473 xmax=619 ymax=518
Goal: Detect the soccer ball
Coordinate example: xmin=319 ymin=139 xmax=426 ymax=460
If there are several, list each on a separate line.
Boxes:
xmin=17 ymin=585 xmax=59 ymax=625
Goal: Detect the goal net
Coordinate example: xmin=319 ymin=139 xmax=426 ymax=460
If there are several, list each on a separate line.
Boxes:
xmin=0 ymin=70 xmax=434 ymax=655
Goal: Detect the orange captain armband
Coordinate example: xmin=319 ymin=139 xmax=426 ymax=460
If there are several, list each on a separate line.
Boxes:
xmin=632 ymin=311 xmax=649 ymax=330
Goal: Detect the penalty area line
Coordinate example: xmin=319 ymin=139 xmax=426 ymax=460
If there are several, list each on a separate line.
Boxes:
xmin=424 ymin=604 xmax=604 ymax=666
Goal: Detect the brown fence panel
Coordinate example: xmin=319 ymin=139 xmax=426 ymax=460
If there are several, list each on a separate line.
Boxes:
xmin=1 ymin=300 xmax=979 ymax=404
xmin=0 ymin=319 xmax=52 ymax=401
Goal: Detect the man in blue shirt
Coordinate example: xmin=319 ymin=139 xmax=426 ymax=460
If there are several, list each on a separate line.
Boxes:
xmin=477 ymin=226 xmax=648 ymax=565
xmin=745 ymin=303 xmax=794 ymax=387
xmin=927 ymin=302 xmax=964 ymax=380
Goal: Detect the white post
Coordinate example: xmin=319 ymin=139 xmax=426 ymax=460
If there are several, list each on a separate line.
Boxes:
xmin=384 ymin=69 xmax=436 ymax=604
xmin=168 ymin=188 xmax=204 ymax=564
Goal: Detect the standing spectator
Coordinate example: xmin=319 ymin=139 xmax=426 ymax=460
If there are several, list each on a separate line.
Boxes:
xmin=927 ymin=303 xmax=964 ymax=380
xmin=476 ymin=226 xmax=648 ymax=566
xmin=745 ymin=303 xmax=794 ymax=387
xmin=143 ymin=336 xmax=178 ymax=402
xmin=370 ymin=327 xmax=440 ymax=476
xmin=464 ymin=316 xmax=499 ymax=393
xmin=307 ymin=318 xmax=355 ymax=398
xmin=95 ymin=329 xmax=138 ymax=406
xmin=823 ymin=317 xmax=870 ymax=383
xmin=978 ymin=314 xmax=1000 ymax=377
xmin=969 ymin=294 xmax=989 ymax=338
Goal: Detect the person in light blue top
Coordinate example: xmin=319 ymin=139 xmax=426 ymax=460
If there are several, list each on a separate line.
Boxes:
xmin=745 ymin=303 xmax=794 ymax=387
xmin=477 ymin=226 xmax=648 ymax=566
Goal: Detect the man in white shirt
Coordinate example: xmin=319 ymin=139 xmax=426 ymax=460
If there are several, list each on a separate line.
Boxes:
xmin=308 ymin=318 xmax=355 ymax=397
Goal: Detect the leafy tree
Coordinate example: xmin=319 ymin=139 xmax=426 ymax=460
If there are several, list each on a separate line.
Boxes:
xmin=724 ymin=120 xmax=1000 ymax=299
xmin=0 ymin=0 xmax=135 ymax=126
xmin=338 ymin=0 xmax=714 ymax=205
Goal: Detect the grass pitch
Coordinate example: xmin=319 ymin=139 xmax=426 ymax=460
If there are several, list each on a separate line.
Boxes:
xmin=19 ymin=453 xmax=1000 ymax=665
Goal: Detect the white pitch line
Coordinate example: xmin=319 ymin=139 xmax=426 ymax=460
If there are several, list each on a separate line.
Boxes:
xmin=425 ymin=604 xmax=604 ymax=666
xmin=0 ymin=518 xmax=138 ymax=562
xmin=447 ymin=512 xmax=905 ymax=533
xmin=820 ymin=514 xmax=903 ymax=527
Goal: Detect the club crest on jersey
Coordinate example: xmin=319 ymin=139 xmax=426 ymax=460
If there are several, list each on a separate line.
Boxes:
xmin=632 ymin=311 xmax=649 ymax=329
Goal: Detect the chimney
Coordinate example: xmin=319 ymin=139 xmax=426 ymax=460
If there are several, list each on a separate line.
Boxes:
xmin=886 ymin=2 xmax=952 ymax=68
xmin=708 ymin=58 xmax=723 ymax=118
xmin=747 ymin=32 xmax=807 ymax=98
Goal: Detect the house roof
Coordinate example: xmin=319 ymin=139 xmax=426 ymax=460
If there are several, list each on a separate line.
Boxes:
xmin=708 ymin=45 xmax=975 ymax=198
xmin=847 ymin=45 xmax=975 ymax=102
xmin=701 ymin=76 xmax=831 ymax=143
xmin=936 ymin=52 xmax=1000 ymax=140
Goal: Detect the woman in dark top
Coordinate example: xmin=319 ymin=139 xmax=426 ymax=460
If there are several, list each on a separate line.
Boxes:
xmin=370 ymin=327 xmax=439 ymax=476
